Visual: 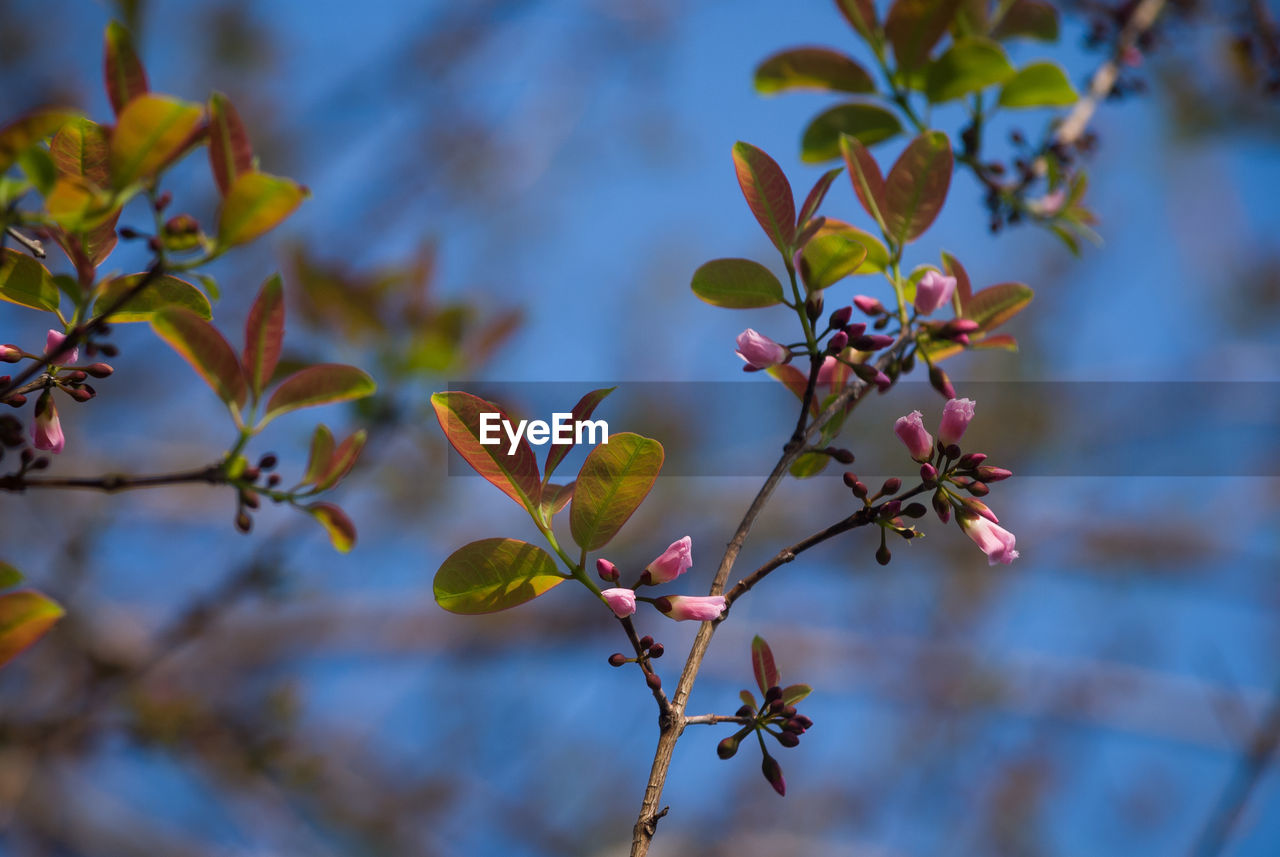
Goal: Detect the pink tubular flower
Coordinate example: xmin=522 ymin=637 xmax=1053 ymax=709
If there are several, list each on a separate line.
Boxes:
xmin=914 ymin=270 xmax=956 ymax=316
xmin=894 ymin=410 xmax=933 ymax=462
xmin=655 ymin=594 xmax=726 ymax=622
xmin=601 ymin=588 xmax=637 ymax=618
xmin=643 ymin=536 xmax=692 ymax=585
xmin=937 ymin=398 xmax=976 ymax=446
xmin=45 ymin=330 xmax=78 ymax=365
xmin=960 ymin=513 xmax=1019 ymax=565
xmin=32 ymin=391 xmax=64 ymax=454
xmin=735 ymin=329 xmax=789 ymax=370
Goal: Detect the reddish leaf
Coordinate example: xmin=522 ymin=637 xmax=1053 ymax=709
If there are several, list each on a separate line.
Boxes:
xmin=312 ymin=430 xmax=366 ymax=492
xmin=306 ymin=503 xmax=356 ymax=553
xmin=885 ymin=0 xmax=962 ymax=71
xmin=751 ymin=635 xmax=780 ymax=695
xmin=941 ymin=251 xmax=972 ymax=308
xmin=150 ymin=308 xmax=247 ymax=409
xmin=243 ymin=274 xmax=285 ymax=397
xmin=964 ymin=282 xmax=1033 ymax=329
xmin=732 ymin=142 xmax=796 ymax=256
xmin=217 ymin=171 xmax=308 ymax=247
xmin=766 ymin=363 xmax=820 ymax=415
xmin=103 ymin=21 xmax=149 ymax=115
xmin=543 ymin=387 xmax=614 ymax=480
xmin=839 ymin=134 xmax=887 ymax=230
xmin=835 ymin=0 xmax=879 ymax=41
xmin=883 ymin=131 xmax=953 ymax=245
xmin=797 ymin=167 xmax=843 ymax=227
xmin=208 ymin=92 xmax=253 ymax=196
xmin=261 ymin=364 xmax=376 ymax=426
xmin=50 ymin=118 xmax=110 ymax=186
xmin=540 ymin=482 xmax=575 ymax=520
xmin=0 ymin=590 xmax=64 ymax=669
xmin=0 ymin=109 xmax=80 ymax=174
xmin=992 ymin=0 xmax=1059 ymax=41
xmin=431 ymin=391 xmax=542 ymax=513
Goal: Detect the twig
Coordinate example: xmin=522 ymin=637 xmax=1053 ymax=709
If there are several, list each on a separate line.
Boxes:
xmin=618 ymin=614 xmax=674 ymax=725
xmin=5 ymin=226 xmax=45 ymax=258
xmin=683 ymin=714 xmax=753 ymax=726
xmin=0 ymin=464 xmax=224 ymax=493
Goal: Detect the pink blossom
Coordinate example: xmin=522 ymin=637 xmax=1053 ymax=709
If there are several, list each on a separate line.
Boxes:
xmin=937 ymin=398 xmax=976 ymax=446
xmin=45 ymin=329 xmax=78 ymax=365
xmin=894 ymin=410 xmax=933 ymax=462
xmin=656 ymin=594 xmax=726 ymax=622
xmin=735 ymin=329 xmax=789 ymax=370
xmin=32 ymin=392 xmax=64 ymax=454
xmin=914 ymin=270 xmax=956 ymax=316
xmin=601 ymin=588 xmax=637 ymax=618
xmin=960 ymin=513 xmax=1019 ymax=565
xmin=853 ymin=295 xmax=884 ymax=316
xmin=642 ymin=536 xmax=692 ymax=585
xmin=1027 ymin=188 xmax=1067 ymax=217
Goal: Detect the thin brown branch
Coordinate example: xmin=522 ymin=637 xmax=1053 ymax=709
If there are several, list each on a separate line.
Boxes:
xmin=684 ymin=714 xmax=753 ymax=727
xmin=1 ymin=464 xmax=224 ymax=493
xmin=618 ymin=614 xmax=674 ymax=725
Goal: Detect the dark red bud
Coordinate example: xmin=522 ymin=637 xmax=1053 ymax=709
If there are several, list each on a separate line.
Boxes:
xmin=826 ymin=446 xmax=854 ymax=464
xmin=920 ymin=463 xmax=937 ymax=484
xmin=958 ymin=452 xmax=987 ymax=470
xmin=828 ymin=306 xmax=853 ymax=328
xmin=717 ymin=735 xmax=740 ymax=759
xmin=153 ymin=190 xmax=173 ymax=211
xmin=646 ymin=671 xmax=662 ymax=690
xmin=608 ymin=652 xmax=627 ymax=667
xmin=762 ymin=756 xmax=786 ymax=796
xmin=258 ymin=453 xmax=278 ymax=470
xmin=596 ymin=558 xmax=619 ymax=581
xmin=735 ymin=704 xmax=755 ymax=718
xmin=853 ymin=295 xmax=884 ymax=316
xmin=852 ymin=334 xmax=895 ymax=351
xmin=235 ymin=510 xmax=253 ymax=533
xmin=881 ymin=477 xmax=901 ymax=495
xmin=0 ymin=346 xmax=22 ymax=363
xmin=976 ymin=465 xmax=1012 ymax=482
xmin=267 ymin=474 xmax=281 ymax=487
xmin=5 ymin=394 xmax=27 ymax=408
xmin=967 ymin=480 xmax=990 ymax=496
xmin=944 ymin=443 xmax=961 ymax=460
xmin=875 ymin=544 xmax=892 ymax=565
xmin=827 ymin=331 xmax=849 ymax=352
xmin=932 ymin=490 xmax=952 ymax=524
xmin=929 ymin=365 xmax=955 ymax=399
xmin=241 ymin=490 xmax=260 ymax=509
xmin=903 ymin=502 xmax=927 ymax=518
xmin=765 ymin=685 xmax=783 ymax=702
xmin=31 ymin=456 xmax=50 ymax=470
xmin=648 ymin=643 xmax=664 ymax=658
xmin=639 ymin=635 xmax=654 ymax=650
xmin=118 ymin=226 xmax=142 ymax=240
xmin=805 ymin=292 xmax=824 ymax=324
xmin=99 ymin=344 xmax=119 ymax=358
xmin=64 ymin=386 xmax=93 ymax=402
xmin=879 ymin=500 xmax=901 ymax=518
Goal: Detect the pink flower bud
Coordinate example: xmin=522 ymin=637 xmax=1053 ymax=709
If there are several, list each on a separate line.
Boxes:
xmin=601 ymin=588 xmax=637 ymax=618
xmin=960 ymin=513 xmax=1019 ymax=565
xmin=853 ymin=295 xmax=884 ymax=316
xmin=914 ymin=270 xmax=957 ymax=316
xmin=643 ymin=536 xmax=692 ymax=585
xmin=32 ymin=391 xmax=64 ymax=454
xmin=894 ymin=410 xmax=933 ymax=462
xmin=0 ymin=345 xmax=21 ymax=363
xmin=596 ymin=558 xmax=619 ymax=581
xmin=937 ymin=397 xmax=976 ymax=446
xmin=655 ymin=594 xmax=726 ymax=622
xmin=828 ymin=306 xmax=853 ymax=328
xmin=44 ymin=329 xmax=78 ymax=365
xmin=828 ymin=330 xmax=849 ymax=352
xmin=852 ymin=334 xmax=895 ymax=351
xmin=735 ymin=329 xmax=789 ymax=370
xmin=977 ymin=465 xmax=1012 ymax=482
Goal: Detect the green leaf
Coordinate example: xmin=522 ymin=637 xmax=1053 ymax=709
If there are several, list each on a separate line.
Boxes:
xmin=781 ymin=683 xmax=812 ymax=705
xmin=312 ymin=430 xmax=366 ymax=492
xmin=0 ymin=590 xmax=64 ymax=669
xmin=243 ymin=274 xmax=285 ymax=397
xmin=798 ymin=231 xmax=867 ymax=291
xmin=991 ymin=0 xmax=1059 ymax=41
xmin=0 ymin=250 xmax=60 ymax=313
xmin=0 ymin=109 xmax=79 ymax=175
xmin=208 ymin=92 xmax=253 ymax=196
xmin=691 ymin=258 xmax=785 ymax=309
xmin=109 ymin=94 xmax=204 ymax=187
xmin=755 ymin=48 xmax=875 ymax=95
xmin=802 ymin=103 xmax=903 ymax=163
xmin=998 ymin=62 xmax=1078 ymax=108
xmin=261 ymin=364 xmax=376 ymax=426
xmin=885 ymin=0 xmax=962 ymax=72
xmin=790 ymin=451 xmax=830 ymax=478
xmin=751 ymin=635 xmax=780 ymax=695
xmin=544 ymin=387 xmax=614 ymax=480
xmin=301 ymin=424 xmax=335 ymax=487
xmin=883 ymin=131 xmax=953 ymax=244
xmin=540 ymin=482 xmax=575 ymax=521
xmin=839 ymin=134 xmax=889 ymax=231
xmin=93 ymin=273 xmax=211 ymax=322
xmin=925 ymin=38 xmax=1015 ymax=103
xmin=828 ymin=222 xmax=890 ymax=273
xmin=306 ymin=502 xmax=356 ymax=553
xmin=732 ymin=142 xmax=796 ymax=256
xmin=964 ymin=282 xmax=1034 ymax=329
xmin=431 ymin=391 xmax=542 ymax=513
xmin=195 ymin=273 xmax=221 ymax=302
xmin=434 ymin=538 xmax=567 ymax=614
xmin=217 ymin=171 xmax=307 ymax=247
xmin=0 ymin=562 xmax=24 ymax=589
xmin=569 ymin=433 xmax=664 ymax=551
xmin=151 ymin=308 xmax=247 ymax=409
xmin=835 ymin=0 xmax=879 ymax=42
xmin=18 ymin=148 xmax=57 ymax=196
xmin=740 ymin=689 xmax=759 ymax=710
xmin=104 ymin=20 xmax=149 ymax=115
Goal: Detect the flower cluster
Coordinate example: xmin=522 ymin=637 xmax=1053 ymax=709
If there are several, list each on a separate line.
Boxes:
xmin=596 ymin=536 xmax=726 ymax=623
xmin=1 ymin=330 xmax=116 ymax=457
xmin=894 ymin=398 xmax=1019 ymax=566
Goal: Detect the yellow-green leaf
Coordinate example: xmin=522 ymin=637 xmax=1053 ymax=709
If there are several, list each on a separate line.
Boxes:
xmin=691 ymin=258 xmax=785 ymax=308
xmin=109 ymin=94 xmax=204 ymax=188
xmin=306 ymin=503 xmax=356 ymax=553
xmin=569 ymin=433 xmax=664 ymax=551
xmin=998 ymin=62 xmax=1078 ymax=108
xmin=217 ymin=171 xmax=307 ymax=247
xmin=0 ymin=590 xmax=64 ymax=669
xmin=0 ymin=109 xmax=79 ymax=175
xmin=755 ymin=48 xmax=875 ymax=95
xmin=260 ymin=364 xmax=376 ymax=426
xmin=94 ymin=273 xmax=211 ymax=322
xmin=434 ymin=538 xmax=567 ymax=614
xmin=0 ymin=250 xmax=60 ymax=313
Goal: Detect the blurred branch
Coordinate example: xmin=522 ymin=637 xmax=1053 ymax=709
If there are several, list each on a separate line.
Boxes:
xmin=4 ymin=226 xmax=45 ymax=258
xmin=1 ymin=464 xmax=224 ymax=493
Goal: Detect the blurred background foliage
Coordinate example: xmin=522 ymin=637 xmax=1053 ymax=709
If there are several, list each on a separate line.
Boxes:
xmin=1 ymin=1 xmax=1280 ymax=855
